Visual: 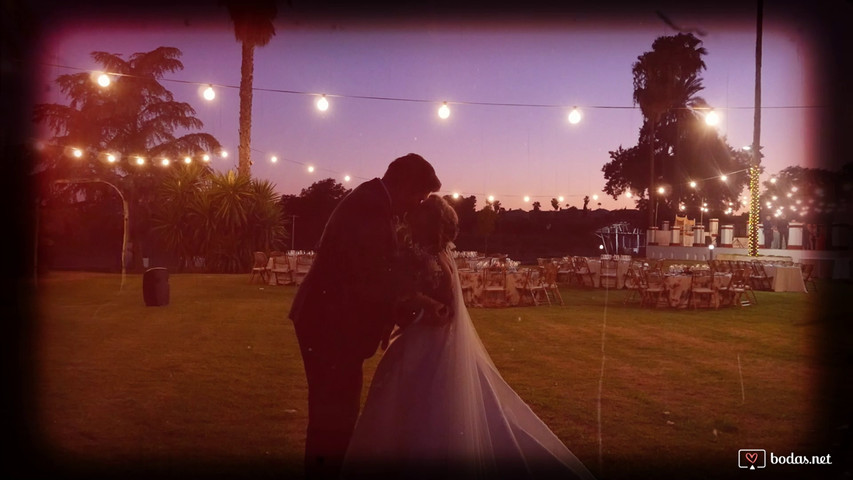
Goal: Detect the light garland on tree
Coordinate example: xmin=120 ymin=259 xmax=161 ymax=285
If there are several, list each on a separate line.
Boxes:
xmin=747 ymin=164 xmax=761 ymax=256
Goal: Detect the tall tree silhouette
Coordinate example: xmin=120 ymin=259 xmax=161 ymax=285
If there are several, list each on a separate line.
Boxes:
xmin=34 ymin=47 xmax=221 ymax=270
xmin=225 ymin=0 xmax=277 ymax=178
xmin=631 ymin=33 xmax=707 ymax=227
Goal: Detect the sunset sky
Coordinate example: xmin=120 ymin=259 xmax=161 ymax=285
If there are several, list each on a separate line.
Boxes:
xmin=30 ymin=1 xmax=838 ymax=212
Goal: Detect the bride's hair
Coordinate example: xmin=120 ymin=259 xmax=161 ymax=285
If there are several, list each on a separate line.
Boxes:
xmin=409 ymin=194 xmax=458 ymax=252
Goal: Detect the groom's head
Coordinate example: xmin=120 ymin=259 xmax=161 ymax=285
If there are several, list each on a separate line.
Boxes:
xmin=382 ymin=153 xmax=441 ymax=215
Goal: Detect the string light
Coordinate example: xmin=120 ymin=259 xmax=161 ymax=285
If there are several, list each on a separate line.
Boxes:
xmin=96 ymin=73 xmax=111 ymax=87
xmin=183 ymin=156 xmax=192 ymax=164
xmin=71 ymin=148 xmax=83 ymax=158
xmin=40 ymin=62 xmax=796 ymax=212
xmin=202 ymin=85 xmax=215 ymax=101
xmin=316 ymin=95 xmax=329 ymax=112
xmin=747 ymin=164 xmax=760 ymax=256
xmin=45 ymin=138 xmax=768 ymax=213
xmin=106 ymin=153 xmax=117 ymax=163
xmin=438 ymin=102 xmax=450 ymax=120
xmin=705 ymin=109 xmax=720 ymax=126
xmin=161 ymin=158 xmax=170 ymax=166
xmin=568 ymin=106 xmax=581 ymax=124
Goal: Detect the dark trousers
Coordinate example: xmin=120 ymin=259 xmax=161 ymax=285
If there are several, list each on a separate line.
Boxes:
xmin=296 ymin=331 xmax=364 ymax=480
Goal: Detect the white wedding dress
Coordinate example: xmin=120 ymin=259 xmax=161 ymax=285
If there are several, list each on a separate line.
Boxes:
xmin=342 ymin=255 xmax=596 ymax=480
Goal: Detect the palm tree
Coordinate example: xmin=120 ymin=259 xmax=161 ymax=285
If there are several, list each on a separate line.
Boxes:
xmin=632 ymin=33 xmax=707 ymax=228
xmin=225 ymin=0 xmax=277 ymax=178
xmin=151 ymin=166 xmax=285 ymax=273
xmin=150 ymin=161 xmax=214 ymax=271
xmin=34 ymin=47 xmax=221 ymax=271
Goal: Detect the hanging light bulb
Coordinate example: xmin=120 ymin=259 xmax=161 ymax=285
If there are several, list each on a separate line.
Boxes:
xmin=71 ymin=148 xmax=83 ymax=158
xmin=592 ymin=194 xmax=599 ymax=201
xmin=220 ymin=150 xmax=228 ymax=158
xmin=270 ymin=156 xmax=278 ymax=163
xmin=625 ymin=191 xmax=633 ymax=198
xmin=720 ymin=175 xmax=728 ymax=182
xmin=97 ymin=73 xmax=111 ymax=87
xmin=452 ymin=192 xmax=460 ymax=199
xmin=161 ymin=158 xmax=170 ymax=166
xmin=184 ymin=156 xmax=192 ymax=164
xmin=705 ymin=109 xmax=720 ymax=126
xmin=203 ymin=85 xmax=216 ymax=101
xmin=343 ymin=175 xmax=351 ymax=182
xmin=523 ymin=196 xmax=530 ymax=203
xmin=135 ymin=156 xmax=145 ymax=165
xmin=558 ymin=196 xmax=564 ymax=202
xmin=689 ymin=180 xmax=697 ymax=188
xmin=487 ymin=195 xmax=495 ymax=203
xmin=202 ymin=154 xmax=210 ymax=162
xmin=316 ymin=95 xmax=329 ymax=112
xmin=307 ymin=165 xmax=315 ymax=173
xmin=438 ymin=102 xmax=450 ymax=119
xmin=568 ymin=106 xmax=581 ymax=124
xmin=106 ymin=153 xmax=117 ymax=163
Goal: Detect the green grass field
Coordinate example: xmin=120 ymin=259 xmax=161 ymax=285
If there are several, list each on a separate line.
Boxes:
xmin=20 ymin=271 xmax=852 ymax=479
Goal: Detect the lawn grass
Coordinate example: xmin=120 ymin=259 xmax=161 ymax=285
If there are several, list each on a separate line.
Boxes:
xmin=19 ymin=271 xmax=852 ymax=479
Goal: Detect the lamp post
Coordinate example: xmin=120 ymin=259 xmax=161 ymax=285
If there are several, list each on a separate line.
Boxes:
xmin=55 ymin=178 xmax=129 ymax=291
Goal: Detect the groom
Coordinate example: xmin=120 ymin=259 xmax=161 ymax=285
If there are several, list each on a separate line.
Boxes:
xmin=289 ymin=153 xmax=441 ymax=479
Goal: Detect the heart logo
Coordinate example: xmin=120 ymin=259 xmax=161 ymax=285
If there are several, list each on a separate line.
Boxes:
xmin=745 ymin=452 xmax=758 ymax=464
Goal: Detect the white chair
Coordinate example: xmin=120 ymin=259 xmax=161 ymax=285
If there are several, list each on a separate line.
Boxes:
xmin=293 ymin=254 xmax=313 ymax=285
xmin=481 ymin=266 xmax=508 ymax=307
xmin=519 ymin=267 xmax=549 ymax=306
xmin=599 ymin=258 xmax=619 ymax=289
xmin=269 ymin=254 xmax=293 ymax=285
xmin=249 ymin=251 xmax=269 ymax=284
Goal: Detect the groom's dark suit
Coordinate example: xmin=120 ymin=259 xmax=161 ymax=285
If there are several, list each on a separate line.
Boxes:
xmin=289 ymin=177 xmax=400 ymax=479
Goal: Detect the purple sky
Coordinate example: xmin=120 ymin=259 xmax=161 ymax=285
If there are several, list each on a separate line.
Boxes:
xmin=34 ymin=3 xmax=827 ymax=212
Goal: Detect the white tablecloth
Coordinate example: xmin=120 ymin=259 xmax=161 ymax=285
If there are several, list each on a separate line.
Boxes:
xmin=763 ymin=265 xmax=806 ymax=293
xmin=585 ymin=259 xmax=631 ymax=288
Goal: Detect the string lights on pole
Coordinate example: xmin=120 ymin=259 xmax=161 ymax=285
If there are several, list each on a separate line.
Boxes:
xmin=39 ymin=60 xmax=824 ymax=211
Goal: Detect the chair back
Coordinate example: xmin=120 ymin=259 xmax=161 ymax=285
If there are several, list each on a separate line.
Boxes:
xmin=691 ymin=268 xmax=714 ymax=289
xmin=542 ymin=262 xmax=559 ymax=285
xmin=601 ymin=258 xmax=618 ymax=275
xmin=483 ymin=265 xmax=506 ymax=288
xmin=730 ymin=268 xmax=748 ymax=289
xmin=295 ymin=254 xmax=313 ymax=273
xmin=253 ymin=251 xmax=268 ymax=268
xmin=800 ymin=262 xmax=814 ymax=281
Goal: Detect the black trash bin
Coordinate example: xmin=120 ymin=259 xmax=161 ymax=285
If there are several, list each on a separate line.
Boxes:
xmin=143 ymin=267 xmax=170 ymax=306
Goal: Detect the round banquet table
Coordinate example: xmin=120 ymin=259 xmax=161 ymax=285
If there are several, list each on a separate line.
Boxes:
xmin=662 ymin=272 xmax=733 ymax=308
xmin=457 ymin=269 xmax=530 ymax=307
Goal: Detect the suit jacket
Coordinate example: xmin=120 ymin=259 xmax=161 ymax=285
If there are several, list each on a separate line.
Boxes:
xmin=289 ymin=178 xmax=400 ymax=361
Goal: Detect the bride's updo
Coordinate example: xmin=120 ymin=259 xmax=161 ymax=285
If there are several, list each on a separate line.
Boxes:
xmin=409 ymin=194 xmax=458 ymax=253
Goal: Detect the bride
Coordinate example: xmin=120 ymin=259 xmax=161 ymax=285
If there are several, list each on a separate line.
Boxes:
xmin=342 ymin=195 xmax=596 ymax=480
